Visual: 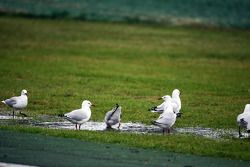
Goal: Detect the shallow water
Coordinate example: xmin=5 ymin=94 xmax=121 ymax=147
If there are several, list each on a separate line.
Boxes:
xmin=34 ymin=121 xmax=244 ymax=139
xmin=0 ymin=115 xmax=247 ymax=139
xmin=0 ymin=115 xmax=30 ymax=120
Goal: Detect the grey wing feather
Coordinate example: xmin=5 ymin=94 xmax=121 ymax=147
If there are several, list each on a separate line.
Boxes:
xmin=110 ymin=107 xmax=121 ymax=120
xmin=105 ymin=107 xmax=121 ymax=123
xmin=153 ymin=106 xmax=164 ymax=112
xmin=4 ymin=98 xmax=17 ymax=107
xmin=104 ymin=110 xmax=113 ymax=122
xmin=65 ymin=109 xmax=86 ymax=121
xmin=150 ymin=102 xmax=165 ymax=113
xmin=155 ymin=113 xmax=174 ymax=127
xmin=155 ymin=102 xmax=165 ymax=111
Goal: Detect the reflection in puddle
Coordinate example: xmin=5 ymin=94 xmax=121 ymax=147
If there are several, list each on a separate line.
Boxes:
xmin=0 ymin=115 xmax=30 ymax=120
xmin=0 ymin=115 xmax=247 ymax=139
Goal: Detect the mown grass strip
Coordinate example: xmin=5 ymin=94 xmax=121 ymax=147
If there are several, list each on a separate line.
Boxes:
xmin=1 ymin=125 xmax=250 ymax=161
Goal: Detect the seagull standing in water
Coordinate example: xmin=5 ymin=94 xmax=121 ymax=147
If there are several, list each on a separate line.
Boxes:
xmin=149 ymin=89 xmax=182 ymax=117
xmin=2 ymin=89 xmax=28 ymax=118
xmin=152 ymin=95 xmax=177 ymax=134
xmin=237 ymin=104 xmax=250 ymax=138
xmin=104 ymin=104 xmax=122 ymax=129
xmin=64 ymin=100 xmax=94 ymax=130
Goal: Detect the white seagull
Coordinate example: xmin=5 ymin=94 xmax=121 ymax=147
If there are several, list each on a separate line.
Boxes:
xmin=104 ymin=104 xmax=122 ymax=129
xmin=149 ymin=95 xmax=168 ymax=113
xmin=171 ymin=89 xmax=182 ymax=117
xmin=237 ymin=104 xmax=250 ymax=138
xmin=152 ymin=95 xmax=177 ymax=134
xmin=149 ymin=89 xmax=182 ymax=117
xmin=2 ymin=89 xmax=28 ymax=118
xmin=64 ymin=100 xmax=94 ymax=130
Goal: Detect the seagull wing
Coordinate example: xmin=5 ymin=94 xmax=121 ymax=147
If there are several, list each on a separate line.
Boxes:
xmin=110 ymin=107 xmax=121 ymax=121
xmin=244 ymin=114 xmax=250 ymax=129
xmin=105 ymin=107 xmax=121 ymax=124
xmin=104 ymin=110 xmax=113 ymax=122
xmin=65 ymin=109 xmax=87 ymax=121
xmin=150 ymin=102 xmax=165 ymax=113
xmin=172 ymin=98 xmax=181 ymax=111
xmin=4 ymin=97 xmax=17 ymax=107
xmin=154 ymin=111 xmax=176 ymax=128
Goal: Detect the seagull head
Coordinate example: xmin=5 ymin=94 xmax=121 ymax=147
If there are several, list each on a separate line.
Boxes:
xmin=21 ymin=89 xmax=28 ymax=96
xmin=172 ymin=89 xmax=180 ymax=98
xmin=161 ymin=95 xmax=172 ymax=102
xmin=114 ymin=104 xmax=121 ymax=111
xmin=82 ymin=100 xmax=94 ymax=108
xmin=114 ymin=103 xmax=121 ymax=111
xmin=244 ymin=104 xmax=250 ymax=113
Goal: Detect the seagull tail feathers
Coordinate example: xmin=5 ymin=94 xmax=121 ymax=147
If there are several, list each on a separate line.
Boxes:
xmin=1 ymin=100 xmax=6 ymax=104
xmin=58 ymin=114 xmax=65 ymax=117
xmin=152 ymin=121 xmax=164 ymax=126
xmin=148 ymin=106 xmax=157 ymax=111
xmin=151 ymin=121 xmax=158 ymax=125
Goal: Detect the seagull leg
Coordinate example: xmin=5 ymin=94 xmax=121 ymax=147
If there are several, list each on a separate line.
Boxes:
xmin=239 ymin=126 xmax=243 ymax=138
xmin=247 ymin=130 xmax=250 ymax=138
xmin=79 ymin=124 xmax=81 ymax=130
xmin=75 ymin=124 xmax=78 ymax=130
xmin=118 ymin=123 xmax=121 ymax=129
xmin=12 ymin=109 xmax=15 ymax=119
xmin=20 ymin=111 xmax=27 ymax=117
xmin=162 ymin=128 xmax=165 ymax=135
xmin=106 ymin=124 xmax=112 ymax=130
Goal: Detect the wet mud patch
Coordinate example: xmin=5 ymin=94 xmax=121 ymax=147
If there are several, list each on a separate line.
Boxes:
xmin=0 ymin=114 xmax=247 ymax=139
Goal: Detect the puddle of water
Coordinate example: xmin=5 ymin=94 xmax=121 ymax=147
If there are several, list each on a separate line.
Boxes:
xmin=0 ymin=162 xmax=39 ymax=167
xmin=33 ymin=121 xmax=160 ymax=133
xmin=175 ymin=127 xmax=243 ymax=139
xmin=0 ymin=115 xmax=30 ymax=120
xmin=0 ymin=115 xmax=248 ymax=139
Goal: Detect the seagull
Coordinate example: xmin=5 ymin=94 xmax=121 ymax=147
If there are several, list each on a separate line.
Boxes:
xmin=149 ymin=89 xmax=182 ymax=117
xmin=149 ymin=95 xmax=169 ymax=113
xmin=171 ymin=89 xmax=182 ymax=117
xmin=1 ymin=89 xmax=28 ymax=118
xmin=237 ymin=104 xmax=250 ymax=138
xmin=104 ymin=104 xmax=122 ymax=129
xmin=64 ymin=100 xmax=94 ymax=130
xmin=152 ymin=95 xmax=177 ymax=134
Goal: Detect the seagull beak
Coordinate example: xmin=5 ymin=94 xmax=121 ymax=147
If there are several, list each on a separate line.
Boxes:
xmin=91 ymin=104 xmax=96 ymax=107
xmin=158 ymin=97 xmax=162 ymax=100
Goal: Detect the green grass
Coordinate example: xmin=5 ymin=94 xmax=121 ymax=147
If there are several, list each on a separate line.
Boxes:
xmin=1 ymin=125 xmax=250 ymax=161
xmin=2 ymin=129 xmax=250 ymax=167
xmin=0 ymin=16 xmax=250 ymax=160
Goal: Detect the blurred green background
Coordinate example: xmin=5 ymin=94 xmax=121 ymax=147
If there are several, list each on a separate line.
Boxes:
xmin=0 ymin=0 xmax=250 ymax=28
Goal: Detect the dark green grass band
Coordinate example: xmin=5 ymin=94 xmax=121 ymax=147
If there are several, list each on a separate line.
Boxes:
xmin=1 ymin=129 xmax=250 ymax=167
